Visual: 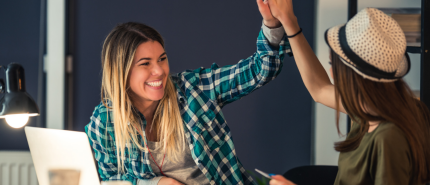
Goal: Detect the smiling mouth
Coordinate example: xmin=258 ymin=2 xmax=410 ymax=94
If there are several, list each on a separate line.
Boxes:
xmin=146 ymin=80 xmax=162 ymax=87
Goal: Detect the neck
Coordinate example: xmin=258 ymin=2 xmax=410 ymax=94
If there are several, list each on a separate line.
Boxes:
xmin=134 ymin=99 xmax=159 ymax=122
xmin=361 ymin=103 xmax=381 ymax=133
xmin=368 ymin=120 xmax=380 ymax=133
xmin=132 ymin=98 xmax=160 ymax=142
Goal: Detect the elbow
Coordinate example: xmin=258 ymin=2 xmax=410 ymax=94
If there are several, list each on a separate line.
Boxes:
xmin=311 ymin=94 xmax=320 ymax=103
xmin=307 ymin=85 xmax=330 ymax=104
xmin=309 ymin=89 xmax=324 ymax=103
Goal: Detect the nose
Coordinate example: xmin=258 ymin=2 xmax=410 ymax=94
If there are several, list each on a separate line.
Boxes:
xmin=150 ymin=63 xmax=164 ymax=76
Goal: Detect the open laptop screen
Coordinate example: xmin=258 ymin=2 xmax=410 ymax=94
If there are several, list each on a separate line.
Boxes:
xmin=25 ymin=126 xmax=100 ymax=185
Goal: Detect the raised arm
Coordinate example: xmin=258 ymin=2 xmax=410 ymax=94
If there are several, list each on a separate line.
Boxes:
xmin=266 ymin=0 xmax=346 ymax=113
xmin=183 ymin=0 xmax=293 ymax=107
xmin=190 ymin=24 xmax=291 ymax=107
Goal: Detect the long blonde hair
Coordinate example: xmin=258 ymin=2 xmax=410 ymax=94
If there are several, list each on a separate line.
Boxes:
xmin=101 ymin=22 xmax=185 ymax=172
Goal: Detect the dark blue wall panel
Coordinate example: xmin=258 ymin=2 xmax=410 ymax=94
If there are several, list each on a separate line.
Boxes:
xmin=0 ymin=0 xmax=41 ymax=150
xmin=73 ymin=0 xmax=314 ymax=174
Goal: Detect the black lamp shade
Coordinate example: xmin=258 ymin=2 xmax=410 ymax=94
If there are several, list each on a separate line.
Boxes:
xmin=0 ymin=63 xmax=39 ymax=118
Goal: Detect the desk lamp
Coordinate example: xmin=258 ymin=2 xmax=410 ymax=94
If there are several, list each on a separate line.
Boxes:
xmin=0 ymin=63 xmax=39 ymax=128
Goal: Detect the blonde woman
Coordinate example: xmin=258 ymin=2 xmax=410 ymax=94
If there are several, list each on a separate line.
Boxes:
xmin=85 ymin=1 xmax=292 ymax=185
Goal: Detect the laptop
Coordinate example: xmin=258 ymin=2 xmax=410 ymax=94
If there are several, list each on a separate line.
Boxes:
xmin=25 ymin=126 xmax=101 ymax=185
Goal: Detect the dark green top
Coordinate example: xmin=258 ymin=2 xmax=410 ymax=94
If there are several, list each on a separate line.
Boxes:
xmin=334 ymin=121 xmax=421 ymax=185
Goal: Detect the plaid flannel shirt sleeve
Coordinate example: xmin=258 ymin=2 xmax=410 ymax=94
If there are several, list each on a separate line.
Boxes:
xmin=85 ymin=106 xmax=138 ymax=185
xmin=197 ymin=29 xmax=291 ymax=107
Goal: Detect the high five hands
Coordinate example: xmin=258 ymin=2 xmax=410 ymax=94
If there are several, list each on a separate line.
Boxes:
xmin=264 ymin=0 xmax=296 ymax=23
xmin=259 ymin=0 xmax=301 ymax=36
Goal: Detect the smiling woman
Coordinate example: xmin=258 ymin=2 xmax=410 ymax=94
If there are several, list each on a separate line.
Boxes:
xmin=84 ymin=1 xmax=292 ymax=185
xmin=97 ymin=22 xmax=186 ymax=170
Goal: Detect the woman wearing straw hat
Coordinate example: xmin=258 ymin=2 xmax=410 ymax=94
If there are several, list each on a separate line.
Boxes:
xmin=263 ymin=0 xmax=430 ymax=185
xmin=85 ymin=1 xmax=292 ymax=185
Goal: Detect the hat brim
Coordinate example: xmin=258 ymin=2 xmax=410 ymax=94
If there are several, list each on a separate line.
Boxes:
xmin=324 ymin=24 xmax=410 ymax=82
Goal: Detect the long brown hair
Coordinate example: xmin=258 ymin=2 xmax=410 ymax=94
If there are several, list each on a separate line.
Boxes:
xmin=331 ymin=49 xmax=430 ymax=183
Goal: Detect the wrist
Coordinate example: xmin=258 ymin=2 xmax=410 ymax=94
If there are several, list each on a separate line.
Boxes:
xmin=279 ymin=16 xmax=300 ymax=36
xmin=263 ymin=19 xmax=282 ymax=28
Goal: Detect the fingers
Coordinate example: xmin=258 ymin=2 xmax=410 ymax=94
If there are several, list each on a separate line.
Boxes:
xmin=271 ymin=175 xmax=288 ymax=181
xmin=270 ymin=180 xmax=295 ymax=185
xmin=271 ymin=175 xmax=287 ymax=180
xmin=267 ymin=0 xmax=281 ymax=12
xmin=266 ymin=0 xmax=276 ymax=7
xmin=256 ymin=0 xmax=277 ymax=23
xmin=269 ymin=175 xmax=296 ymax=185
xmin=256 ymin=0 xmax=268 ymax=9
xmin=270 ymin=179 xmax=285 ymax=185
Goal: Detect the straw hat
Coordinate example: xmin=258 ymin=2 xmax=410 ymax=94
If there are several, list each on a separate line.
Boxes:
xmin=325 ymin=8 xmax=411 ymax=82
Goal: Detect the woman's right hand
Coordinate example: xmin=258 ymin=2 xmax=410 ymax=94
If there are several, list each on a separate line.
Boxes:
xmin=269 ymin=175 xmax=296 ymax=185
xmin=157 ymin=177 xmax=184 ymax=185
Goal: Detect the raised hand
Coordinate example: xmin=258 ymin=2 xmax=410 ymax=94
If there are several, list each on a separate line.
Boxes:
xmin=265 ymin=0 xmax=300 ymax=36
xmin=265 ymin=0 xmax=296 ymax=22
xmin=256 ymin=0 xmax=281 ymax=28
xmin=269 ymin=175 xmax=296 ymax=185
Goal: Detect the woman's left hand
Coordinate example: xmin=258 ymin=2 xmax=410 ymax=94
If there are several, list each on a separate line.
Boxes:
xmin=269 ymin=175 xmax=296 ymax=185
xmin=256 ymin=0 xmax=281 ymax=28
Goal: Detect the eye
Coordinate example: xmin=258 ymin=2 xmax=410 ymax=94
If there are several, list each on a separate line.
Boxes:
xmin=140 ymin=62 xmax=150 ymax=66
xmin=159 ymin=57 xmax=167 ymax=62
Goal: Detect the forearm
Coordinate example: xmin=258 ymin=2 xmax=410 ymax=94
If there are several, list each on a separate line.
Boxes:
xmin=101 ymin=176 xmax=162 ymax=185
xmin=198 ymin=28 xmax=290 ymax=106
xmin=137 ymin=176 xmax=163 ymax=185
xmin=280 ymin=18 xmax=332 ymax=102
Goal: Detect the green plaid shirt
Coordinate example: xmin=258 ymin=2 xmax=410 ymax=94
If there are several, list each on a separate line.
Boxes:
xmin=85 ymin=29 xmax=291 ymax=185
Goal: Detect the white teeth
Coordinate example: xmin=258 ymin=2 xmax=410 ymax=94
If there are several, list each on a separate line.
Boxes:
xmin=146 ymin=80 xmax=162 ymax=87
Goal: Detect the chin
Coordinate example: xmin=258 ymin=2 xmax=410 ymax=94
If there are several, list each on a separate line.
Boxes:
xmin=149 ymin=93 xmax=165 ymax=101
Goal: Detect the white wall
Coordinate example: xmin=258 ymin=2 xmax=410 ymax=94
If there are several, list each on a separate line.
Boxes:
xmin=314 ymin=0 xmax=421 ymax=165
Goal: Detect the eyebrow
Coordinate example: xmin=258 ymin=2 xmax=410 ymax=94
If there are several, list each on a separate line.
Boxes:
xmin=136 ymin=52 xmax=167 ymax=63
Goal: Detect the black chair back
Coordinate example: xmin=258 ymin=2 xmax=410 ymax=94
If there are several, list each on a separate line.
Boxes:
xmin=283 ymin=165 xmax=338 ymax=185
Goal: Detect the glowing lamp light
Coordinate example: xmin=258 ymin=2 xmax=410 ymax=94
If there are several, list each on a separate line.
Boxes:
xmin=4 ymin=113 xmax=39 ymax=128
xmin=0 ymin=63 xmax=40 ymax=128
xmin=6 ymin=114 xmax=29 ymax=128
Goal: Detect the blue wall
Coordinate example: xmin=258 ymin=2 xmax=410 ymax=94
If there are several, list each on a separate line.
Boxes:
xmin=72 ymin=0 xmax=314 ymax=174
xmin=0 ymin=0 xmax=42 ymax=150
xmin=0 ymin=0 xmax=315 ymax=176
